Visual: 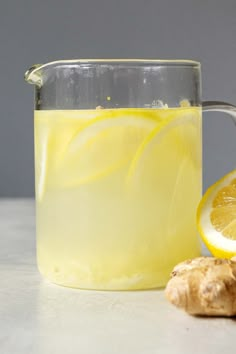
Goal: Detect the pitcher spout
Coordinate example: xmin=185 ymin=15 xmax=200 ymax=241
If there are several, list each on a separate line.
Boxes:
xmin=24 ymin=64 xmax=43 ymax=86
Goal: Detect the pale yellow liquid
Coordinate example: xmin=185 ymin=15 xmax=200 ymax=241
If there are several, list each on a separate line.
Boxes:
xmin=35 ymin=107 xmax=202 ymax=290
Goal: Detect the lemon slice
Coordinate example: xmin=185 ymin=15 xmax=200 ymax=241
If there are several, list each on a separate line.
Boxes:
xmin=56 ymin=109 xmax=160 ymax=187
xmin=34 ymin=120 xmax=51 ymax=202
xmin=34 ymin=111 xmax=94 ymax=201
xmin=197 ymin=169 xmax=236 ymax=258
xmin=125 ymin=107 xmax=201 ymax=260
xmin=127 ymin=108 xmax=200 ymax=182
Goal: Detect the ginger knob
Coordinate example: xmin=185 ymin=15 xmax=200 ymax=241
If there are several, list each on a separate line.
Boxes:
xmin=165 ymin=257 xmax=236 ymax=317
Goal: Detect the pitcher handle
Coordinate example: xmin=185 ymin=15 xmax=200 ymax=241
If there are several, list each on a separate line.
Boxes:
xmin=202 ymin=101 xmax=236 ymax=125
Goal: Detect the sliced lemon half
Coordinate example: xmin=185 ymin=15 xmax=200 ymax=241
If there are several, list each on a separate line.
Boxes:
xmin=197 ymin=169 xmax=236 ymax=258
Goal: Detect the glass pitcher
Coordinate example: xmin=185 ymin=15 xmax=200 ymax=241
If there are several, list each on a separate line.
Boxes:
xmin=25 ymin=60 xmax=236 ymax=290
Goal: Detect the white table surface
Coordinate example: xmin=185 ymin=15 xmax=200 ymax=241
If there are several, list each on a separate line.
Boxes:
xmin=0 ymin=199 xmax=235 ymax=354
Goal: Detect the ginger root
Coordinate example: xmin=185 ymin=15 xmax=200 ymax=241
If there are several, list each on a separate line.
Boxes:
xmin=165 ymin=257 xmax=236 ymax=317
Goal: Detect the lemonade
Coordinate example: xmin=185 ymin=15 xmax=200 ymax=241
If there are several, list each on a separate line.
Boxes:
xmin=35 ymin=107 xmax=202 ymax=290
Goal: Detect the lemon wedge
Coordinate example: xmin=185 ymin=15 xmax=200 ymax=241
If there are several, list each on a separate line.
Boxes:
xmin=197 ymin=169 xmax=236 ymax=258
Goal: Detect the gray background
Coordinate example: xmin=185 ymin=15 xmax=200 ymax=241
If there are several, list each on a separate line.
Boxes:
xmin=0 ymin=0 xmax=236 ymax=197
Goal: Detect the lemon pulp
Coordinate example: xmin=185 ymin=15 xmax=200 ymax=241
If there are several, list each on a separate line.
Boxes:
xmin=35 ymin=107 xmax=202 ymax=290
xmin=197 ymin=170 xmax=236 ymax=258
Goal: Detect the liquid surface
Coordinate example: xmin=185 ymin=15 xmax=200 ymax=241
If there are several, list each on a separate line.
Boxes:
xmin=35 ymin=107 xmax=202 ymax=290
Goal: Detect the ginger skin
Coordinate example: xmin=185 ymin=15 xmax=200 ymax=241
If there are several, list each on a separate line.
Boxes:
xmin=165 ymin=257 xmax=236 ymax=317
